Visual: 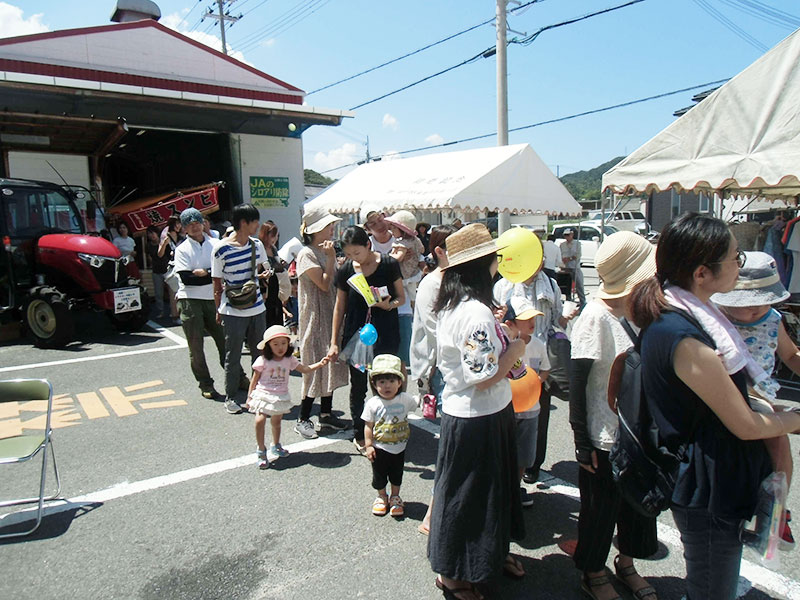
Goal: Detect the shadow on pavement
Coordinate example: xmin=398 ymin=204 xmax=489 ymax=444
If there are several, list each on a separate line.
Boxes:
xmin=0 ymin=501 xmax=101 ymax=544
xmin=270 ymin=450 xmax=352 ymax=471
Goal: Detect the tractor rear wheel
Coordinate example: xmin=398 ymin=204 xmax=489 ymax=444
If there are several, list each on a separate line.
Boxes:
xmin=24 ymin=287 xmax=74 ymax=348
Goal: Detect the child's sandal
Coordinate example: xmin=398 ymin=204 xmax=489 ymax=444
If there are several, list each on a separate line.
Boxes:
xmin=372 ymin=496 xmax=388 ymax=516
xmin=389 ymin=495 xmax=404 ymax=518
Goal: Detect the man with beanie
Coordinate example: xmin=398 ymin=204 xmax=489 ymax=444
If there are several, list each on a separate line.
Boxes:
xmin=173 ymin=208 xmax=228 ymax=400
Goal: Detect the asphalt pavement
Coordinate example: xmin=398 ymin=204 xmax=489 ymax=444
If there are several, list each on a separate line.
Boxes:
xmin=0 ymin=266 xmax=798 ymax=599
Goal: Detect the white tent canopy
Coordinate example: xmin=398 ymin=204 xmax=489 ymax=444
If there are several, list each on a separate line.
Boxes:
xmin=305 ymin=143 xmax=581 ymax=216
xmin=603 ymin=28 xmax=800 ymax=201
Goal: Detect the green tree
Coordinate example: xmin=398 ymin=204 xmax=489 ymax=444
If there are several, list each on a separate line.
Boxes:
xmin=304 ymin=169 xmax=335 ymax=186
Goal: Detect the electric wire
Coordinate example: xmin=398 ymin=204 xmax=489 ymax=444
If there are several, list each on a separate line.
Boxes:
xmin=717 ymin=0 xmax=800 ymax=29
xmin=691 ymin=0 xmax=767 ymax=51
xmin=512 ymin=0 xmax=646 ymax=46
xmin=307 ymin=0 xmax=546 ymax=96
xmin=232 ymin=0 xmax=329 ymax=52
xmin=348 ymin=0 xmax=647 ymax=111
xmin=175 ymin=0 xmax=203 ymax=30
xmin=321 ymin=78 xmax=730 ymax=174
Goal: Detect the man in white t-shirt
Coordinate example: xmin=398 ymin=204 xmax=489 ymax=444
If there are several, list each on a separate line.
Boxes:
xmin=174 ymin=208 xmax=229 ymax=401
xmin=361 ymin=204 xmax=395 ymax=254
xmin=211 ymin=204 xmax=271 ymax=414
xmin=535 ymin=227 xmax=562 ymax=279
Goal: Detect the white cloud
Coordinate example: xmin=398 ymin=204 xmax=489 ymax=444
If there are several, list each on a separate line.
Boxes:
xmin=381 ymin=150 xmax=401 ymax=161
xmin=312 ymin=142 xmax=362 ymax=172
xmin=161 ymin=11 xmax=253 ymax=66
xmin=260 ymin=39 xmax=276 ymax=48
xmin=382 ymin=113 xmax=399 ymax=130
xmin=0 ymin=3 xmax=48 ymax=38
xmin=425 ymin=133 xmax=444 ymax=145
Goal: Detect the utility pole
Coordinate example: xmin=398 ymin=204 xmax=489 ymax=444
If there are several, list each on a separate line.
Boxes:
xmin=496 ymin=0 xmax=510 ymax=235
xmin=203 ymin=0 xmax=241 ymax=55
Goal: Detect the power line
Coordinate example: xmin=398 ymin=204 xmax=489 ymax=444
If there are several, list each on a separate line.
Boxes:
xmin=232 ymin=0 xmax=330 ymax=52
xmin=348 ymin=0 xmax=646 ymax=111
xmin=718 ymin=0 xmax=800 ymax=29
xmin=321 ymin=78 xmax=731 ymax=174
xmin=176 ymin=0 xmax=204 ymax=30
xmin=691 ymin=0 xmax=767 ymax=52
xmin=512 ymin=0 xmax=646 ymax=46
xmin=307 ymin=0 xmax=545 ymax=96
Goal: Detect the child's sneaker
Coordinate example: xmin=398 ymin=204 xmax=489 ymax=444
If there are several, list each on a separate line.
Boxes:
xmin=256 ymin=449 xmax=269 ymax=470
xmin=389 ymin=495 xmax=404 ymax=518
xmin=267 ymin=443 xmax=290 ymax=462
xmin=372 ymin=496 xmax=388 ymax=516
xmin=294 ymin=419 xmax=318 ymax=439
xmin=780 ymin=509 xmax=795 ymax=551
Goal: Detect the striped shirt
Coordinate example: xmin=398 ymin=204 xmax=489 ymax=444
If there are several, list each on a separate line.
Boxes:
xmin=211 ymin=237 xmax=269 ymax=317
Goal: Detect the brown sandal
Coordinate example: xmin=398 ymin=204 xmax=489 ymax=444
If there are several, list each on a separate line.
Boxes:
xmin=613 ymin=556 xmax=658 ymax=600
xmin=581 ymin=573 xmax=621 ymax=600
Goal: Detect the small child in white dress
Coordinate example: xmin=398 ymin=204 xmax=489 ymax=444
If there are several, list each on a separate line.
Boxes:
xmin=247 ymin=325 xmax=328 ymax=469
xmin=361 ymin=354 xmax=418 ymax=518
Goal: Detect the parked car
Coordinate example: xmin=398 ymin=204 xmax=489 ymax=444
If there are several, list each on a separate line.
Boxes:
xmin=586 ymin=210 xmax=650 ymax=234
xmin=552 ymin=222 xmax=619 ymax=266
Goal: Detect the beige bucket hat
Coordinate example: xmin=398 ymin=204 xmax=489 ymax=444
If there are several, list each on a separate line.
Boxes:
xmin=595 ymin=231 xmax=656 ymax=300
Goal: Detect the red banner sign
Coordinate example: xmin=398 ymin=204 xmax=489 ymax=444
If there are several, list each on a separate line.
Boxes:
xmin=124 ymin=187 xmax=219 ymax=233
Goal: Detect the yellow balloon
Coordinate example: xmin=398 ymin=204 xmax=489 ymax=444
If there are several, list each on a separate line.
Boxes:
xmin=496 ymin=227 xmax=544 ymax=283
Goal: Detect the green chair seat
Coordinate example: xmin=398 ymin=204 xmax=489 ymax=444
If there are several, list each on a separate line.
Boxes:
xmin=0 ymin=434 xmax=45 ymax=462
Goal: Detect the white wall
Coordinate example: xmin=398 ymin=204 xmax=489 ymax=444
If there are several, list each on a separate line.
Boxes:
xmin=7 ymin=151 xmax=90 ymax=188
xmin=236 ymin=133 xmax=304 ymax=245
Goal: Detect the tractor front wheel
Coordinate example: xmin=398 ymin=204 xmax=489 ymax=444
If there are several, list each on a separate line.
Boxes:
xmin=24 ymin=287 xmax=74 ymax=348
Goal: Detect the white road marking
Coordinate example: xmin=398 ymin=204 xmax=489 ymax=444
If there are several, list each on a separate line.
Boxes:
xmin=145 ymin=320 xmax=188 ymax=346
xmin=0 ymin=321 xmax=187 ymax=374
xmin=1 ymin=416 xmax=797 ymax=598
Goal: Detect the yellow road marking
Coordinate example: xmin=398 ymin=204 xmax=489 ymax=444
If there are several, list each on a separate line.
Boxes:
xmin=99 ymin=387 xmax=139 ymax=417
xmin=21 ymin=410 xmax=81 ymax=430
xmin=76 ymin=392 xmax=110 ymax=419
xmin=126 ymin=390 xmax=175 ymax=401
xmin=0 ymin=418 xmax=22 ymax=438
xmin=0 ymin=403 xmax=19 ymax=419
xmin=124 ymin=380 xmax=163 ymax=392
xmin=140 ymin=400 xmax=188 ymax=409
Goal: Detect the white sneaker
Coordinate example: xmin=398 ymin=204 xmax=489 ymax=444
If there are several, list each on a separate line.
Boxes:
xmin=267 ymin=444 xmax=290 ymax=462
xmin=294 ymin=419 xmax=318 ymax=439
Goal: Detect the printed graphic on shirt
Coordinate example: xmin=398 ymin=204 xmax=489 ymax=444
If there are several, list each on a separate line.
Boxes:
xmin=213 ymin=240 xmax=264 ymax=309
xmin=463 ymin=325 xmax=498 ymax=375
xmin=373 ymin=403 xmax=411 ymax=445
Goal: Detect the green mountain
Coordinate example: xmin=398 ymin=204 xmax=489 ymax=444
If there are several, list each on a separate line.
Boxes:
xmin=559 ymin=156 xmax=625 ymax=200
xmin=304 ymin=169 xmax=335 ymax=186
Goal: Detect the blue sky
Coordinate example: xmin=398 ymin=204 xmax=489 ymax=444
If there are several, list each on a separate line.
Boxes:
xmin=4 ymin=1 xmax=799 ymax=178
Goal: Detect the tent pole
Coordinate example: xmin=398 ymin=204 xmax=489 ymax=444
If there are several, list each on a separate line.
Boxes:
xmin=496 ymin=0 xmax=510 ymax=235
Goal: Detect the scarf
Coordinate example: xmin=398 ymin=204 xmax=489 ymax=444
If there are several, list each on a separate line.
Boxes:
xmin=664 ymin=285 xmax=777 ymax=400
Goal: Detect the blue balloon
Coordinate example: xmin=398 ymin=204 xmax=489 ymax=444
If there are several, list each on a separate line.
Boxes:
xmin=359 ymin=323 xmax=378 ymax=346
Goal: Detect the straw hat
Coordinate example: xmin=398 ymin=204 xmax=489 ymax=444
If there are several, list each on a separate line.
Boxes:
xmin=443 ymin=223 xmax=500 ymax=269
xmin=385 ymin=210 xmax=418 ymax=237
xmin=369 ymin=354 xmax=405 ymax=380
xmin=257 ymin=325 xmax=292 ymax=350
xmin=712 ymin=251 xmax=789 ymax=307
xmin=301 ymin=205 xmax=341 ymax=235
xmin=595 ymin=231 xmax=656 ymax=300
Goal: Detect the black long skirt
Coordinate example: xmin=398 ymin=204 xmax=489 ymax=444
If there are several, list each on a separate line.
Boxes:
xmin=428 ymin=402 xmax=525 ymax=582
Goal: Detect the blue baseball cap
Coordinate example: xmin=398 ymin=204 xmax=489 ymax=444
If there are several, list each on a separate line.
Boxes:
xmin=180 ymin=208 xmax=204 ymax=226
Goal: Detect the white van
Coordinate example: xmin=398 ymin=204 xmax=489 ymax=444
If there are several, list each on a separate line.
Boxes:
xmin=586 ymin=210 xmax=649 ymax=234
xmin=552 ymin=222 xmax=619 ymax=266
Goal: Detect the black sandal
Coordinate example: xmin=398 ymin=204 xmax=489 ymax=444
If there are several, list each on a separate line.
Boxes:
xmin=502 ymin=554 xmax=525 ymax=579
xmin=613 ymin=556 xmax=658 ymax=600
xmin=581 ymin=572 xmax=621 ymax=600
xmin=435 ymin=577 xmax=483 ymax=600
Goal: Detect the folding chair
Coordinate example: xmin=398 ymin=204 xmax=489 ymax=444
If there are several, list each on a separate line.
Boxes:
xmin=0 ymin=378 xmax=61 ymax=538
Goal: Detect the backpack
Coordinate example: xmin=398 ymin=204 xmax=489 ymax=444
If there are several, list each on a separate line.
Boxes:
xmin=607 ymin=311 xmax=709 ymax=518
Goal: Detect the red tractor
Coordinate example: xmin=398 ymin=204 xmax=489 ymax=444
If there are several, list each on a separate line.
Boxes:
xmin=1 ymin=178 xmax=150 ymax=347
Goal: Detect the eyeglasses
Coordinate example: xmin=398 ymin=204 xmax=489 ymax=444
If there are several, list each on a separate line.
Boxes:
xmin=707 ymin=250 xmax=746 ymax=268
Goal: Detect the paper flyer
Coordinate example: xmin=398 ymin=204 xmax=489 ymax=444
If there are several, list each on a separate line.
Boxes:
xmin=347 ymin=273 xmax=377 ymax=306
